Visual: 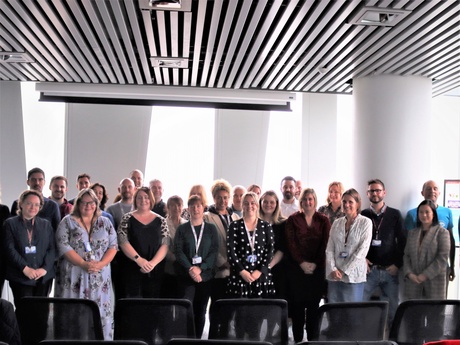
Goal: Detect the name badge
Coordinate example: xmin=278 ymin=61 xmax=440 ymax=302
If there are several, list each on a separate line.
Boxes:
xmin=192 ymin=256 xmax=202 ymax=265
xmin=339 ymin=251 xmax=349 ymax=258
xmin=247 ymin=254 xmax=257 ymax=263
xmin=84 ymin=242 xmax=92 ymax=252
xmin=25 ymin=246 xmax=37 ymax=254
xmin=372 ymin=239 xmax=382 ymax=246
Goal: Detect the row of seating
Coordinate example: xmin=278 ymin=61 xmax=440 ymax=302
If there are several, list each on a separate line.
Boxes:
xmin=8 ymin=297 xmax=460 ymax=345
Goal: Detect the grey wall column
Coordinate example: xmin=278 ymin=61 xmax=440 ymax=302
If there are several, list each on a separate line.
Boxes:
xmin=0 ymin=81 xmax=26 ymax=205
xmin=214 ymin=109 xmax=270 ymax=188
xmin=65 ymin=103 xmax=152 ymax=202
xmin=353 ymin=75 xmax=432 ymax=213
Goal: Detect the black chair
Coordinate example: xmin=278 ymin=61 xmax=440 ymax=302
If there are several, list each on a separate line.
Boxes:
xmin=315 ymin=301 xmax=389 ymax=341
xmin=168 ymin=339 xmax=272 ymax=345
xmin=208 ymin=299 xmax=288 ymax=345
xmin=300 ymin=341 xmax=398 ymax=345
xmin=389 ymin=299 xmax=460 ymax=345
xmin=114 ymin=298 xmax=195 ymax=345
xmin=16 ymin=297 xmax=104 ymax=345
xmin=0 ymin=298 xmax=21 ymax=345
xmin=40 ymin=341 xmax=148 ymax=345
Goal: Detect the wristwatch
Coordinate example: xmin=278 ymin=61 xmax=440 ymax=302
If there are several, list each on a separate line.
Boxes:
xmin=134 ymin=255 xmax=139 ymax=261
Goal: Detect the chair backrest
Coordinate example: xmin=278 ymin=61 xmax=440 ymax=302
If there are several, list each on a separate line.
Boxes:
xmin=39 ymin=341 xmax=148 ymax=345
xmin=389 ymin=299 xmax=460 ymax=345
xmin=168 ymin=339 xmax=273 ymax=345
xmin=315 ymin=301 xmax=389 ymax=341
xmin=0 ymin=298 xmax=21 ymax=345
xmin=208 ymin=298 xmax=288 ymax=345
xmin=39 ymin=340 xmax=147 ymax=345
xmin=16 ymin=297 xmax=104 ymax=345
xmin=300 ymin=341 xmax=398 ymax=345
xmin=114 ymin=298 xmax=195 ymax=345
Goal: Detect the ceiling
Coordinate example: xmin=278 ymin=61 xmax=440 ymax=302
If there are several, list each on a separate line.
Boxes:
xmin=0 ymin=0 xmax=459 ymax=101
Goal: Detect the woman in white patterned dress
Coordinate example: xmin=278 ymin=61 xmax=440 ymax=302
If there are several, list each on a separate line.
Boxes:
xmin=55 ymin=188 xmax=117 ymax=340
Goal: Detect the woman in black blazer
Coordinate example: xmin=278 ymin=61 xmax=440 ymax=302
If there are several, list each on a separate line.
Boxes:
xmin=3 ymin=190 xmax=55 ymax=306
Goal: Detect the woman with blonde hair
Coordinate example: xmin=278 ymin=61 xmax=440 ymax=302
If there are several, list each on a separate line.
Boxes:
xmin=318 ymin=181 xmax=345 ymax=225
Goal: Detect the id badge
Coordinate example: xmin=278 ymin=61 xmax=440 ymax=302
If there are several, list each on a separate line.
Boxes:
xmin=25 ymin=246 xmax=37 ymax=254
xmin=247 ymin=254 xmax=257 ymax=263
xmin=192 ymin=256 xmax=202 ymax=265
xmin=339 ymin=251 xmax=349 ymax=258
xmin=372 ymin=239 xmax=382 ymax=247
xmin=84 ymin=242 xmax=92 ymax=252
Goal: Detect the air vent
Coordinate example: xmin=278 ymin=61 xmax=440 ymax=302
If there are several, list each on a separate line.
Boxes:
xmin=139 ymin=0 xmax=191 ymax=12
xmin=0 ymin=52 xmax=34 ymax=63
xmin=348 ymin=7 xmax=411 ymax=27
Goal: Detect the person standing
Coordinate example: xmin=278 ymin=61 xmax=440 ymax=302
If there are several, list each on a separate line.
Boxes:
xmin=55 ymin=188 xmax=117 ymax=340
xmin=404 ymin=200 xmax=450 ymax=299
xmin=174 ymin=195 xmax=218 ymax=337
xmin=279 ymin=176 xmax=299 ymax=218
xmin=361 ymin=179 xmax=405 ymax=325
xmin=49 ymin=176 xmax=73 ymax=220
xmin=325 ymin=188 xmax=372 ymax=302
xmin=231 ymin=185 xmax=246 ymax=217
xmin=4 ymin=190 xmax=55 ymax=306
xmin=285 ymin=188 xmax=330 ymax=342
xmin=405 ymin=180 xmax=455 ymax=282
xmin=149 ymin=179 xmax=167 ymax=217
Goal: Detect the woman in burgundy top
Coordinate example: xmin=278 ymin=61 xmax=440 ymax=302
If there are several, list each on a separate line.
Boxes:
xmin=285 ymin=188 xmax=331 ymax=342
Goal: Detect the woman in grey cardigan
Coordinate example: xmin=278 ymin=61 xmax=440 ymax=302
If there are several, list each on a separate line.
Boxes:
xmin=404 ymin=199 xmax=450 ymax=299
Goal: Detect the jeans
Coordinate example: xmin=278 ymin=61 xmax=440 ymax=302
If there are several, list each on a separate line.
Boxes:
xmin=328 ymin=281 xmax=365 ymax=302
xmin=364 ymin=266 xmax=399 ymax=325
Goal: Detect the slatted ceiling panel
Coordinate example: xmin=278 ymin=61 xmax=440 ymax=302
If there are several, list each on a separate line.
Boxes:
xmin=238 ymin=0 xmax=295 ymax=90
xmin=34 ymin=0 xmax=90 ymax=83
xmin=0 ymin=0 xmax=458 ymax=96
xmin=217 ymin=0 xmax=253 ymax=88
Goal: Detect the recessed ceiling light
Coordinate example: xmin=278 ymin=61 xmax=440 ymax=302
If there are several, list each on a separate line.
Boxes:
xmin=139 ymin=0 xmax=191 ymax=12
xmin=150 ymin=57 xmax=189 ymax=68
xmin=0 ymin=52 xmax=34 ymax=63
xmin=348 ymin=7 xmax=411 ymax=27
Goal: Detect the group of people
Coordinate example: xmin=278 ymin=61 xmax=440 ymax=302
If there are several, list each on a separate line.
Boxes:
xmin=0 ymin=167 xmax=455 ymax=342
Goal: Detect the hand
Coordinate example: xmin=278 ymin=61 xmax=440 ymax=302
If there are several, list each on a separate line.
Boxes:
xmin=417 ymin=273 xmax=428 ymax=283
xmin=408 ymin=273 xmax=421 ymax=284
xmin=23 ymin=266 xmax=38 ymax=280
xmin=240 ymin=270 xmax=255 ymax=283
xmin=87 ymin=261 xmax=105 ymax=273
xmin=300 ymin=262 xmax=316 ymax=274
xmin=34 ymin=268 xmax=47 ymax=280
xmin=250 ymin=270 xmax=262 ymax=280
xmin=449 ymin=267 xmax=455 ymax=281
xmin=386 ymin=264 xmax=399 ymax=276
xmin=330 ymin=269 xmax=343 ymax=281
xmin=136 ymin=257 xmax=149 ymax=268
xmin=189 ymin=266 xmax=202 ymax=282
xmin=366 ymin=259 xmax=373 ymax=273
xmin=140 ymin=260 xmax=156 ymax=274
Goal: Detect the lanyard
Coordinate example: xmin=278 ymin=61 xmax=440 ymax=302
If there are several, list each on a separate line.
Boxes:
xmin=190 ymin=222 xmax=205 ymax=256
xmin=244 ymin=221 xmax=256 ymax=253
xmin=219 ymin=213 xmax=231 ymax=228
xmin=24 ymin=218 xmax=34 ymax=246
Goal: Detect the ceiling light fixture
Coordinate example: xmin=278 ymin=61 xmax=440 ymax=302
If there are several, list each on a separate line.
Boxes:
xmin=150 ymin=57 xmax=189 ymax=68
xmin=0 ymin=52 xmax=34 ymax=63
xmin=348 ymin=7 xmax=411 ymax=27
xmin=139 ymin=0 xmax=191 ymax=12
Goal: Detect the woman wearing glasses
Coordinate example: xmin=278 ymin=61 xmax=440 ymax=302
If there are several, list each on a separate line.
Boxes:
xmin=4 ymin=190 xmax=55 ymax=306
xmin=55 ymin=188 xmax=117 ymax=340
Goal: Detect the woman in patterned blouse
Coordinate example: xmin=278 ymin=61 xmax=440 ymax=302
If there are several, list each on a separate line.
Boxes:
xmin=318 ymin=181 xmax=345 ymax=226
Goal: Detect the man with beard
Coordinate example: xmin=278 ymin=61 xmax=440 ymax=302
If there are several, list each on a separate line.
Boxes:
xmin=361 ymin=179 xmax=405 ymax=326
xmin=280 ymin=176 xmax=299 ymax=218
xmin=49 ymin=175 xmax=73 ymax=219
xmin=405 ymin=180 xmax=455 ymax=282
xmin=10 ymin=167 xmax=60 ymax=231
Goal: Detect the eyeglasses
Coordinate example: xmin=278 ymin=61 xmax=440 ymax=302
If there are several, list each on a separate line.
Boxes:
xmin=24 ymin=202 xmax=41 ymax=208
xmin=368 ymin=189 xmax=383 ymax=194
xmin=80 ymin=201 xmax=96 ymax=207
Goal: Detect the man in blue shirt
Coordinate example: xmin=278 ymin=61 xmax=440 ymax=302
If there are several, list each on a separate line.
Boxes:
xmin=405 ymin=180 xmax=455 ymax=281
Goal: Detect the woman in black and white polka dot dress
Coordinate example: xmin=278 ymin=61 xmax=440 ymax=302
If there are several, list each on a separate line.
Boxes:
xmin=226 ymin=192 xmax=275 ymax=298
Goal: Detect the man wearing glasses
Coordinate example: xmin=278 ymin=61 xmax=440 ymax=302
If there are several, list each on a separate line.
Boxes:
xmin=361 ymin=179 xmax=405 ymax=326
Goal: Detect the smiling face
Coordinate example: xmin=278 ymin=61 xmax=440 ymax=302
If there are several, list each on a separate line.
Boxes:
xmin=232 ymin=187 xmax=245 ymax=210
xmin=261 ymin=194 xmax=277 ymax=216
xmin=214 ymin=190 xmax=230 ymax=213
xmin=135 ymin=190 xmax=151 ymax=211
xmin=21 ymin=194 xmax=41 ymax=219
xmin=92 ymin=185 xmax=104 ymax=202
xmin=50 ymin=178 xmax=67 ymax=201
xmin=422 ymin=180 xmax=439 ymax=203
xmin=342 ymin=194 xmax=359 ymax=218
xmin=329 ymin=184 xmax=342 ymax=204
xmin=189 ymin=201 xmax=204 ymax=221
xmin=77 ymin=177 xmax=90 ymax=190
xmin=418 ymin=204 xmax=434 ymax=228
xmin=300 ymin=193 xmax=316 ymax=213
xmin=78 ymin=193 xmax=97 ymax=217
xmin=281 ymin=180 xmax=295 ymax=201
xmin=243 ymin=194 xmax=259 ymax=218
xmin=367 ymin=183 xmax=386 ymax=204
